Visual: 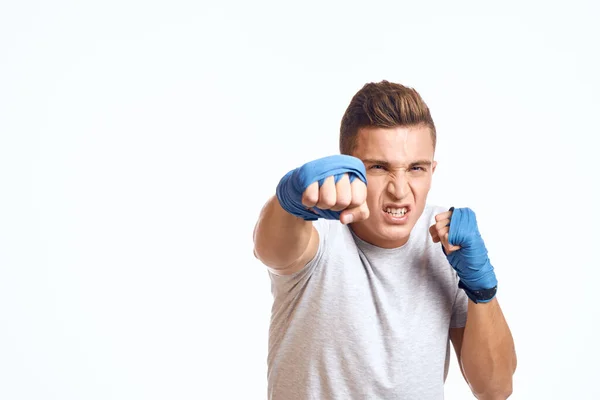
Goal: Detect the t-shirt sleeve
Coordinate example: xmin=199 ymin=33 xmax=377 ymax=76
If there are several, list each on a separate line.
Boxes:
xmin=267 ymin=218 xmax=330 ymax=294
xmin=450 ymin=282 xmax=469 ymax=328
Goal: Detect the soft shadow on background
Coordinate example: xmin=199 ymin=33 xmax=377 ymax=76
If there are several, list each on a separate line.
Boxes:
xmin=1 ymin=1 xmax=598 ymax=399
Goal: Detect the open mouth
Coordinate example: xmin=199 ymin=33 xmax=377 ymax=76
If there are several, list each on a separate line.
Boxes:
xmin=384 ymin=207 xmax=408 ymax=217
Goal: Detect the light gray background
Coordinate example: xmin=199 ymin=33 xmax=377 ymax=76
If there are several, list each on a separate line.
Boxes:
xmin=1 ymin=1 xmax=598 ymax=399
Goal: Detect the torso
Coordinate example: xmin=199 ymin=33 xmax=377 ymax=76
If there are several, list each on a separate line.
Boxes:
xmin=267 ymin=204 xmax=466 ymax=400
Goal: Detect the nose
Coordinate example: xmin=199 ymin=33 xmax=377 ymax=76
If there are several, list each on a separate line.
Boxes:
xmin=387 ymin=171 xmax=409 ymax=200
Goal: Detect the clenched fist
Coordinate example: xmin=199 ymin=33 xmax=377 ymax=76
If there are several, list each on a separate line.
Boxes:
xmin=429 ymin=209 xmax=461 ymax=254
xmin=276 ymin=154 xmax=369 ymax=223
xmin=430 ymin=207 xmax=498 ymax=303
xmin=302 ymin=173 xmax=369 ymax=225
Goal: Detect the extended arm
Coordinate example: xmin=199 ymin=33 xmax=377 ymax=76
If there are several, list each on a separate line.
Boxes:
xmin=253 ymin=194 xmax=317 ymax=274
xmin=253 ymin=156 xmax=369 ymax=275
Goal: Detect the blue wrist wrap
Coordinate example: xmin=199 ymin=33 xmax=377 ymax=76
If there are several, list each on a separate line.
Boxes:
xmin=444 ymin=207 xmax=498 ymax=297
xmin=275 ymin=155 xmax=367 ymax=221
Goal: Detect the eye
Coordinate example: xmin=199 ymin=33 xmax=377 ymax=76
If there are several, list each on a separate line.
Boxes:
xmin=410 ymin=165 xmax=426 ymax=172
xmin=369 ymin=165 xmax=386 ymax=171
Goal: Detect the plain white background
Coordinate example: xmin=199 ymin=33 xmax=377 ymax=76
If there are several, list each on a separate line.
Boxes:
xmin=1 ymin=0 xmax=598 ymax=399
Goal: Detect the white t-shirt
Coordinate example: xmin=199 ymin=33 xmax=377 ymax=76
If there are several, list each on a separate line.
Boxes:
xmin=267 ymin=204 xmax=469 ymax=399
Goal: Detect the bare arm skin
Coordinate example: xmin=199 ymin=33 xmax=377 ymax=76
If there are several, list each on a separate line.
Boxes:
xmin=253 ymin=174 xmax=368 ymax=275
xmin=252 ymin=195 xmax=319 ymax=275
xmin=431 ymin=210 xmax=517 ymax=398
xmin=450 ymin=298 xmax=517 ymax=399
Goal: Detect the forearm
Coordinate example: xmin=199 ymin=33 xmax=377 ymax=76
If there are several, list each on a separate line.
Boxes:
xmin=461 ymin=298 xmax=517 ymax=399
xmin=253 ymin=195 xmax=313 ymax=269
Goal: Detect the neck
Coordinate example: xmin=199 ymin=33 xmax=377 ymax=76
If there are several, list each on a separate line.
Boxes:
xmin=349 ymin=224 xmax=410 ymax=249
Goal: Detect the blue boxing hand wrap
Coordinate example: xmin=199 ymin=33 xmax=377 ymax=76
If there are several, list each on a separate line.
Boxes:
xmin=444 ymin=207 xmax=498 ymax=302
xmin=276 ymin=155 xmax=367 ymax=221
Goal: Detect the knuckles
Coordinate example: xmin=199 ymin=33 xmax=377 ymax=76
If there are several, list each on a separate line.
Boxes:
xmin=303 ymin=175 xmax=369 ymax=212
xmin=317 ymin=193 xmax=336 ymax=208
xmin=301 ymin=192 xmax=318 ymax=206
xmin=335 ymin=196 xmax=352 ymax=210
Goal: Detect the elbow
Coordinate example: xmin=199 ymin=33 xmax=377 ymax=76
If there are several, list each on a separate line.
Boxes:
xmin=252 ymin=238 xmax=294 ymax=270
xmin=253 ymin=235 xmax=281 ymax=267
xmin=465 ymin=347 xmax=517 ymax=400
xmin=470 ymin=373 xmax=514 ymax=400
xmin=467 ymin=361 xmax=516 ymax=400
xmin=473 ymin=382 xmax=513 ymax=400
xmin=253 ymin=241 xmax=273 ymax=266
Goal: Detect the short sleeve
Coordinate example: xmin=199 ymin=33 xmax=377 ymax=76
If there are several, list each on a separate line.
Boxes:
xmin=267 ymin=218 xmax=331 ymax=295
xmin=450 ymin=283 xmax=469 ymax=328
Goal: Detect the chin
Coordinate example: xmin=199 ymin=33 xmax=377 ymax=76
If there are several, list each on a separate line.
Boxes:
xmin=381 ymin=225 xmax=411 ymax=240
xmin=364 ymin=221 xmax=410 ymax=246
xmin=353 ymin=214 xmax=416 ymax=246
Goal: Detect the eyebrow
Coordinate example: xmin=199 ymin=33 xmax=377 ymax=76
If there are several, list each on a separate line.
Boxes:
xmin=362 ymin=159 xmax=432 ymax=167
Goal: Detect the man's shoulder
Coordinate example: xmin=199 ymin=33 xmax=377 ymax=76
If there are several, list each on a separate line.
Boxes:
xmin=312 ymin=218 xmax=351 ymax=242
xmin=310 ymin=218 xmax=361 ymax=260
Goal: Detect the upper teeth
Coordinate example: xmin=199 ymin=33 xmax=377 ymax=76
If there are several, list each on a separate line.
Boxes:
xmin=386 ymin=207 xmax=407 ymax=215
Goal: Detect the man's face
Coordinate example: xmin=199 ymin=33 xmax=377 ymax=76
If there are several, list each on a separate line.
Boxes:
xmin=350 ymin=125 xmax=437 ymax=248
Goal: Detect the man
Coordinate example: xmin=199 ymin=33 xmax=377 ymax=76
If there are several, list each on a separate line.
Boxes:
xmin=253 ymin=81 xmax=517 ymax=399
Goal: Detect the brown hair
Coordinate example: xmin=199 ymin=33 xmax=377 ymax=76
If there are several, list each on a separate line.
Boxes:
xmin=339 ymin=80 xmax=436 ymax=155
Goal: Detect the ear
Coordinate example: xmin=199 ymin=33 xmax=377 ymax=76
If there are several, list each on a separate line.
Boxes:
xmin=431 ymin=160 xmax=438 ymax=174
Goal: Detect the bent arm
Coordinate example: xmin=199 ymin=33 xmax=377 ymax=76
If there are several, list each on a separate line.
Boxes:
xmin=253 ymin=195 xmax=318 ymax=274
xmin=456 ymin=298 xmax=517 ymax=399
